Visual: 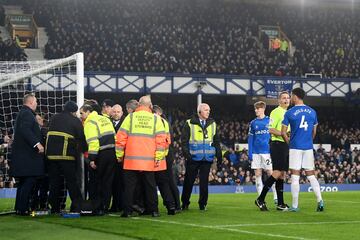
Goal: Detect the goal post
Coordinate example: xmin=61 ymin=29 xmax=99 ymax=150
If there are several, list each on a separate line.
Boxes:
xmin=0 ymin=52 xmax=85 ymax=214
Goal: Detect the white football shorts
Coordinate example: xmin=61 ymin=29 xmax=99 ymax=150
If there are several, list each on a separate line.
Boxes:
xmin=251 ymin=154 xmax=272 ymax=170
xmin=289 ymin=149 xmax=315 ymax=170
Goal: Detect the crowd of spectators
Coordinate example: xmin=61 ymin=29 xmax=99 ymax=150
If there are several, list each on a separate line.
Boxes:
xmin=7 ymin=0 xmax=358 ymax=78
xmin=0 ymin=5 xmax=27 ymax=61
xmin=0 ymin=133 xmax=15 ymax=188
xmin=0 ymin=38 xmax=27 ymax=61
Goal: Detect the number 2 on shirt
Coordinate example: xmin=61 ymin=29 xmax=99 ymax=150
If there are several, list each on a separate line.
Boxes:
xmin=299 ymin=115 xmax=308 ymax=131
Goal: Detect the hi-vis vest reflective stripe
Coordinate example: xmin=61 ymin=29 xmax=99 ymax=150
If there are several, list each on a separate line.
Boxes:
xmin=84 ymin=111 xmax=115 ymax=161
xmin=116 ymin=107 xmax=167 ymax=171
xmin=187 ymin=119 xmax=216 ymax=162
xmin=162 ymin=118 xmax=171 ymax=157
xmin=46 ymin=131 xmax=75 ymax=160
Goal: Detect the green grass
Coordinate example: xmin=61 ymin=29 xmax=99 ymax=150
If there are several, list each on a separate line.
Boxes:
xmin=1 ymin=192 xmax=360 ymax=240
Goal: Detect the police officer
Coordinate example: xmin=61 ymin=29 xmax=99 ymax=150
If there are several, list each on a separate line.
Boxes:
xmin=181 ymin=103 xmax=222 ymax=211
xmin=82 ymin=103 xmax=116 ymax=215
xmin=46 ymin=101 xmax=87 ymax=213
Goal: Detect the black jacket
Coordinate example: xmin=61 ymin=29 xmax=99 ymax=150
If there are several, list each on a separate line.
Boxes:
xmin=112 ymin=118 xmax=122 ymax=133
xmin=10 ymin=105 xmax=44 ymax=177
xmin=181 ymin=115 xmax=222 ymax=162
xmin=46 ymin=111 xmax=87 ymax=161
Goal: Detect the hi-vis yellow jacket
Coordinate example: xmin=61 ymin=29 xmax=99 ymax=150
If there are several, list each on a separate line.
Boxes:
xmin=180 ymin=116 xmax=222 ymax=163
xmin=84 ymin=111 xmax=116 ymax=161
xmin=161 ymin=117 xmax=171 ymax=157
xmin=116 ymin=106 xmax=167 ymax=171
xmin=187 ymin=119 xmax=216 ymax=161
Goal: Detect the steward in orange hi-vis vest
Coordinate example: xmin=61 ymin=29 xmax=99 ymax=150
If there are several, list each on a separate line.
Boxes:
xmin=116 ymin=106 xmax=167 ymax=171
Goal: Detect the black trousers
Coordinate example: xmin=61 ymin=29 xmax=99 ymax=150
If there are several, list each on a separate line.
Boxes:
xmin=110 ymin=162 xmax=124 ymax=211
xmin=155 ymin=154 xmax=179 ymax=210
xmin=133 ymin=175 xmax=146 ymax=209
xmin=15 ymin=176 xmax=37 ymax=212
xmin=48 ymin=161 xmax=83 ymax=212
xmin=155 ymin=169 xmax=175 ymax=210
xmin=123 ymin=170 xmax=158 ymax=214
xmin=166 ymin=153 xmax=181 ymax=209
xmin=30 ymin=176 xmax=49 ymax=210
xmin=86 ymin=167 xmax=97 ymax=200
xmin=181 ymin=160 xmax=212 ymax=207
xmin=93 ymin=149 xmax=116 ymax=211
xmin=58 ymin=176 xmax=67 ymax=210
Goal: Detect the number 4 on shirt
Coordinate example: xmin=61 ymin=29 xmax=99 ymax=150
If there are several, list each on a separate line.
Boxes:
xmin=299 ymin=115 xmax=308 ymax=131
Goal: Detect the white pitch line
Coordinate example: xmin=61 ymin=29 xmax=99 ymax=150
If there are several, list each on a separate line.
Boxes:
xmin=211 ymin=199 xmax=360 ymax=207
xmin=317 ymin=200 xmax=360 ymax=204
xmin=294 ymin=196 xmax=360 ymax=204
xmin=210 ymin=205 xmax=243 ymax=209
xmin=215 ymin=220 xmax=360 ymax=227
xmin=127 ymin=217 xmax=316 ymax=240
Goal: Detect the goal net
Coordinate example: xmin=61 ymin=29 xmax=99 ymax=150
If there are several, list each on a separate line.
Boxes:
xmin=0 ymin=53 xmax=84 ymax=214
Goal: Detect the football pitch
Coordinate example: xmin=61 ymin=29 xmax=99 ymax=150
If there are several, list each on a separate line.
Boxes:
xmin=1 ymin=191 xmax=360 ymax=240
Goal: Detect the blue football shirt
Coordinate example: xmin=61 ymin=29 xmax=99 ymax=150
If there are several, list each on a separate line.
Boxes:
xmin=282 ymin=105 xmax=318 ymax=150
xmin=248 ymin=116 xmax=271 ymax=159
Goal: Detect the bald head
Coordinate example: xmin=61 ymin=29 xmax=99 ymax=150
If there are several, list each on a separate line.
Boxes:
xmin=139 ymin=95 xmax=152 ymax=108
xmin=111 ymin=104 xmax=123 ymax=120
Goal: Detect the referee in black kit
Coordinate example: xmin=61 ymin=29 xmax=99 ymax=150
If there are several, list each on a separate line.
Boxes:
xmin=255 ymin=91 xmax=290 ymax=211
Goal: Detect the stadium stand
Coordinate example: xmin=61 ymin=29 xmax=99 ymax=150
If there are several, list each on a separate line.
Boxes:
xmin=10 ymin=0 xmax=360 ymax=78
xmin=1 ymin=0 xmax=360 ymax=189
xmin=0 ymin=4 xmax=27 ymax=60
xmin=0 ymin=38 xmax=27 ymax=61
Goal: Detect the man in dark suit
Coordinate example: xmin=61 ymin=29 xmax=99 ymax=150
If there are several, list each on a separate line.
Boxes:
xmin=10 ymin=93 xmax=44 ymax=215
xmin=30 ymin=113 xmax=49 ymax=211
xmin=109 ymin=104 xmax=124 ymax=212
xmin=111 ymin=104 xmax=123 ymax=133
